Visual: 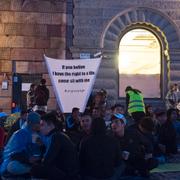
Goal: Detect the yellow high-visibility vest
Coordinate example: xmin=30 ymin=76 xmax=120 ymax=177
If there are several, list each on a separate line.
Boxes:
xmin=127 ymin=90 xmax=145 ymax=114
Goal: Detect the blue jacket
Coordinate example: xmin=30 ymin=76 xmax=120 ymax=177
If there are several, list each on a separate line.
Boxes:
xmin=1 ymin=125 xmax=37 ymax=174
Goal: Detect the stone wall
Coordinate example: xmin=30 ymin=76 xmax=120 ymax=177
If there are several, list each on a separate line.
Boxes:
xmin=72 ymin=0 xmax=180 ymax=105
xmin=0 ymin=0 xmax=67 ymax=113
xmin=73 ymin=0 xmax=180 ymax=48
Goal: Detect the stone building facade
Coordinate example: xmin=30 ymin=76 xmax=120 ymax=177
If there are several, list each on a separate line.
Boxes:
xmin=71 ymin=0 xmax=180 ymax=106
xmin=0 ymin=0 xmax=68 ymax=113
xmin=1 ymin=0 xmax=180 ymax=112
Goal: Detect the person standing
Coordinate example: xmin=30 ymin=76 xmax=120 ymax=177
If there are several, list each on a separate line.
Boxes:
xmin=165 ymin=84 xmax=179 ymax=110
xmin=125 ymin=86 xmax=145 ymax=123
xmin=34 ymin=79 xmax=49 ymax=113
xmin=27 ymin=84 xmax=36 ymax=110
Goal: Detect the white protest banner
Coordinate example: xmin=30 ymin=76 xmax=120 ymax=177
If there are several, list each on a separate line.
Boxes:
xmin=44 ymin=55 xmax=101 ymax=113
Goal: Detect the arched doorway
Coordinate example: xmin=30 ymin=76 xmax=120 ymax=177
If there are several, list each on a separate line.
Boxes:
xmin=98 ymin=7 xmax=180 ymax=106
xmin=119 ymin=28 xmax=161 ymax=98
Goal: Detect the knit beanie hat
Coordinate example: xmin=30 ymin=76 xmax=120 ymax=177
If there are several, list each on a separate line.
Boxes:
xmin=27 ymin=112 xmax=41 ymax=125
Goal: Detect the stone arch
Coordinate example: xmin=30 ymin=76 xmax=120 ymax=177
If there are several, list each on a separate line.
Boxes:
xmin=101 ymin=7 xmax=180 ymax=50
xmin=96 ymin=7 xmax=180 ymax=105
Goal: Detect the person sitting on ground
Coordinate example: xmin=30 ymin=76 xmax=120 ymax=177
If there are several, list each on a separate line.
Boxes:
xmin=167 ymin=108 xmax=180 ymax=150
xmin=0 ymin=118 xmax=5 ymax=162
xmin=110 ymin=113 xmax=127 ymax=148
xmin=5 ymin=110 xmax=28 ymax=144
xmin=91 ymin=107 xmax=103 ymax=119
xmin=110 ymin=113 xmax=127 ymax=178
xmin=0 ymin=112 xmax=42 ymax=178
xmin=90 ymin=89 xmax=107 ymax=111
xmin=155 ymin=109 xmax=177 ymax=156
xmin=145 ymin=104 xmax=154 ymax=117
xmin=31 ymin=112 xmax=79 ymax=180
xmin=104 ymin=107 xmax=113 ymax=128
xmin=111 ymin=104 xmax=132 ymax=125
xmin=56 ymin=109 xmax=66 ymax=131
xmin=80 ymin=113 xmax=92 ymax=136
xmin=79 ymin=118 xmax=121 ymax=180
xmin=0 ymin=112 xmax=7 ymax=147
xmin=112 ymin=104 xmax=125 ymax=115
xmin=145 ymin=104 xmax=156 ymax=124
xmin=66 ymin=107 xmax=80 ymax=132
xmin=67 ymin=113 xmax=92 ymax=151
xmin=123 ymin=116 xmax=158 ymax=177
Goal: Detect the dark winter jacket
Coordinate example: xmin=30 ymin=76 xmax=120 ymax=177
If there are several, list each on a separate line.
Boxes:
xmin=34 ymin=85 xmax=49 ymax=106
xmin=79 ymin=134 xmax=121 ymax=179
xmin=32 ymin=129 xmax=79 ymax=180
xmin=155 ymin=121 xmax=177 ymax=155
xmin=124 ymin=125 xmax=154 ymax=161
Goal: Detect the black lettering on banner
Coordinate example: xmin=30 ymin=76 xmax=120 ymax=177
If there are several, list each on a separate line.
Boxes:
xmin=65 ymin=72 xmax=71 ymax=76
xmin=58 ymin=79 xmax=69 ymax=83
xmin=89 ymin=71 xmax=94 ymax=75
xmin=70 ymin=79 xmax=75 ymax=83
xmin=66 ymin=66 xmax=73 ymax=69
xmin=84 ymin=79 xmax=90 ymax=82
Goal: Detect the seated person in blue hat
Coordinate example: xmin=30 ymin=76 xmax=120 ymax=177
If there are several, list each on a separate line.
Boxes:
xmin=0 ymin=112 xmax=42 ymax=178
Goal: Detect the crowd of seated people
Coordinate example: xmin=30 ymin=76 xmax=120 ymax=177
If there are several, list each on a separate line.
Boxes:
xmin=0 ymin=89 xmax=179 ymax=180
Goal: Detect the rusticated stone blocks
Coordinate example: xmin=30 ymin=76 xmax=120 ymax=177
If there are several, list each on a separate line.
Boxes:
xmin=0 ymin=0 xmax=67 ymax=112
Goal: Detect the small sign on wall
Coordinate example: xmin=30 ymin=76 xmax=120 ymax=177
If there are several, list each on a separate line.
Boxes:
xmin=2 ymin=80 xmax=8 ymax=90
xmin=80 ymin=53 xmax=91 ymax=59
xmin=22 ymin=83 xmax=31 ymax=91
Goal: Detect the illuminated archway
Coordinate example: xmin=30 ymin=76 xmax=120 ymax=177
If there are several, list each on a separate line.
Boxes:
xmin=119 ymin=28 xmax=161 ymax=98
xmin=99 ymin=7 xmax=180 ymax=103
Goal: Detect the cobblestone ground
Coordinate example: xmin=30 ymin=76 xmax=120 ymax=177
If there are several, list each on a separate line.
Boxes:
xmin=150 ymin=154 xmax=180 ymax=180
xmin=150 ymin=172 xmax=180 ymax=180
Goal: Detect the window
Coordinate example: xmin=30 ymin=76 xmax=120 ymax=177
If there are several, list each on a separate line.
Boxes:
xmin=119 ymin=29 xmax=161 ymax=98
